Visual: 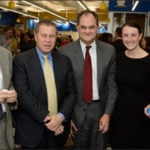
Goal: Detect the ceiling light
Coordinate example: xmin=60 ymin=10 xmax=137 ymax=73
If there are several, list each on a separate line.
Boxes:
xmin=8 ymin=0 xmax=15 ymax=9
xmin=77 ymin=1 xmax=88 ymax=10
xmin=0 ymin=6 xmax=38 ymax=19
xmin=22 ymin=0 xmax=67 ymax=21
xmin=132 ymin=0 xmax=139 ymax=11
xmin=69 ymin=21 xmax=76 ymax=25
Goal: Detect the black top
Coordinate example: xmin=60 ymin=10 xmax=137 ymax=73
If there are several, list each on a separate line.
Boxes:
xmin=110 ymin=51 xmax=150 ymax=149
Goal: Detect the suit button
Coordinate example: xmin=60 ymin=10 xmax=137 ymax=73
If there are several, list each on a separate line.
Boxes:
xmin=83 ymin=108 xmax=86 ymax=112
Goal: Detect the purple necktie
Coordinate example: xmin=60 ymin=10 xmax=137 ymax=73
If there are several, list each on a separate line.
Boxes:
xmin=83 ymin=45 xmax=92 ymax=103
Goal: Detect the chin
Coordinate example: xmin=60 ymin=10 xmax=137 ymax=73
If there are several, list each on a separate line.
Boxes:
xmin=42 ymin=50 xmax=51 ymax=54
xmin=84 ymin=39 xmax=94 ymax=44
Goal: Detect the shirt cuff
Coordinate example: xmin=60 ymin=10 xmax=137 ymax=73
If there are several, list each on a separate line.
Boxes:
xmin=58 ymin=112 xmax=65 ymax=121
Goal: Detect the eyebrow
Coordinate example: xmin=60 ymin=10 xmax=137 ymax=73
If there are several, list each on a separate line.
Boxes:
xmin=80 ymin=25 xmax=96 ymax=28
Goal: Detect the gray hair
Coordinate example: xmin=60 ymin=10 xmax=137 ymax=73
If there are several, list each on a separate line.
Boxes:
xmin=34 ymin=20 xmax=56 ymax=33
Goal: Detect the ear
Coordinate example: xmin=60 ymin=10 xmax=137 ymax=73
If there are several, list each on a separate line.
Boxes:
xmin=76 ymin=25 xmax=79 ymax=31
xmin=34 ymin=31 xmax=37 ymax=41
xmin=139 ymin=33 xmax=143 ymax=40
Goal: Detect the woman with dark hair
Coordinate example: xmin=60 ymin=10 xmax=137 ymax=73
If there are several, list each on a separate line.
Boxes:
xmin=110 ymin=22 xmax=150 ymax=149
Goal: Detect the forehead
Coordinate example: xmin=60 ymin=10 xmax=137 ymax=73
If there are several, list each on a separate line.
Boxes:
xmin=6 ymin=30 xmax=13 ymax=33
xmin=38 ymin=24 xmax=57 ymax=33
xmin=122 ymin=26 xmax=139 ymax=33
xmin=79 ymin=14 xmax=97 ymax=25
xmin=16 ymin=30 xmax=21 ymax=34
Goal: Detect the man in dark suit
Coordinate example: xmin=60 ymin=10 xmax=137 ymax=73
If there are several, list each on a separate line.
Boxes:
xmin=59 ymin=10 xmax=118 ymax=150
xmin=13 ymin=20 xmax=76 ymax=149
xmin=112 ymin=27 xmax=126 ymax=56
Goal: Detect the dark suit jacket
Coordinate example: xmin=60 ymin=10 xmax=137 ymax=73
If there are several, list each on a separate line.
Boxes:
xmin=59 ymin=40 xmax=118 ymax=128
xmin=13 ymin=48 xmax=76 ymax=147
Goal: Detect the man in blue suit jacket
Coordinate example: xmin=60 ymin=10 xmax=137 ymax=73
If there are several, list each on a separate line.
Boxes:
xmin=59 ymin=10 xmax=118 ymax=150
xmin=13 ymin=20 xmax=76 ymax=149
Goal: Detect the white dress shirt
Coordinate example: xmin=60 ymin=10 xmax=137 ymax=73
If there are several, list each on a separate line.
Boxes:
xmin=80 ymin=40 xmax=100 ymax=100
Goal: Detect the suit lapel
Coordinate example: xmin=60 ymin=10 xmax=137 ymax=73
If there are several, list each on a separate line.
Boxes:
xmin=72 ymin=40 xmax=84 ymax=73
xmin=96 ymin=41 xmax=103 ymax=88
xmin=0 ymin=53 xmax=11 ymax=89
xmin=28 ymin=49 xmax=46 ymax=92
xmin=51 ymin=52 xmax=61 ymax=101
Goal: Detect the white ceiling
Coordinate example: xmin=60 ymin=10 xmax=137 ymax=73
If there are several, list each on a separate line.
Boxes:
xmin=2 ymin=0 xmax=148 ymax=21
xmin=0 ymin=0 xmax=109 ymax=20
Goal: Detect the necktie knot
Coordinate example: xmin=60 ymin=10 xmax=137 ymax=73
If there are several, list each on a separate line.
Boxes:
xmin=43 ymin=55 xmax=48 ymax=60
xmin=86 ymin=45 xmax=91 ymax=51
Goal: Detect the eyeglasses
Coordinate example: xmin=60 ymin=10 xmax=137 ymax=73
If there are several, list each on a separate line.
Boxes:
xmin=38 ymin=33 xmax=57 ymax=39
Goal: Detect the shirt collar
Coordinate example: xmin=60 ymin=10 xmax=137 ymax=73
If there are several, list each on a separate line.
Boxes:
xmin=79 ymin=40 xmax=96 ymax=50
xmin=36 ymin=47 xmax=52 ymax=61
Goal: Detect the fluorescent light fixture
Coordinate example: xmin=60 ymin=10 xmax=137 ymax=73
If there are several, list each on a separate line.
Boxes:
xmin=77 ymin=1 xmax=88 ymax=10
xmin=0 ymin=6 xmax=38 ymax=19
xmin=22 ymin=0 xmax=67 ymax=21
xmin=69 ymin=21 xmax=76 ymax=25
xmin=132 ymin=0 xmax=139 ymax=11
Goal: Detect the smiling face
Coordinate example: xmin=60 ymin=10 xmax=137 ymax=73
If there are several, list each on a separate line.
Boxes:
xmin=77 ymin=13 xmax=98 ymax=45
xmin=34 ymin=24 xmax=57 ymax=54
xmin=122 ymin=25 xmax=142 ymax=51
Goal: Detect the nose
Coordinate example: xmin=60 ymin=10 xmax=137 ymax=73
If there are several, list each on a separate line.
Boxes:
xmin=126 ymin=36 xmax=131 ymax=42
xmin=45 ymin=36 xmax=51 ymax=42
xmin=85 ymin=28 xmax=91 ymax=33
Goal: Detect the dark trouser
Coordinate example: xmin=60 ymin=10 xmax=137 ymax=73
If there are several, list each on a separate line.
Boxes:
xmin=21 ymin=128 xmax=64 ymax=150
xmin=73 ymin=101 xmax=106 ymax=150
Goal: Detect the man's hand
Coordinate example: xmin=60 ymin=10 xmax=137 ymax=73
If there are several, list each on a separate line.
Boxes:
xmin=0 ymin=89 xmax=17 ymax=103
xmin=54 ymin=125 xmax=64 ymax=136
xmin=5 ymin=90 xmax=17 ymax=103
xmin=44 ymin=114 xmax=63 ymax=132
xmin=98 ymin=114 xmax=110 ymax=134
xmin=0 ymin=90 xmax=7 ymax=102
xmin=70 ymin=120 xmax=78 ymax=137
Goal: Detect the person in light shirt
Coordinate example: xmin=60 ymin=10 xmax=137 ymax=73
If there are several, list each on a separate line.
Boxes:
xmin=59 ymin=10 xmax=117 ymax=150
xmin=0 ymin=46 xmax=17 ymax=150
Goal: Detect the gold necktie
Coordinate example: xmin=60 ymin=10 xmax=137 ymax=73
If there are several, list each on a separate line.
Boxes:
xmin=43 ymin=55 xmax=58 ymax=115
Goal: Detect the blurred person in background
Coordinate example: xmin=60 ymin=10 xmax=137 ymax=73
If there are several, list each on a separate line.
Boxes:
xmin=0 ymin=26 xmax=14 ymax=51
xmin=140 ymin=36 xmax=150 ymax=53
xmin=59 ymin=34 xmax=73 ymax=47
xmin=20 ymin=32 xmax=36 ymax=53
xmin=99 ymin=32 xmax=113 ymax=44
xmin=112 ymin=27 xmax=126 ymax=56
